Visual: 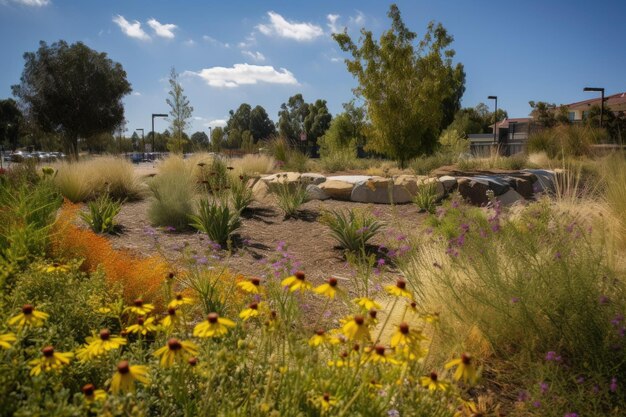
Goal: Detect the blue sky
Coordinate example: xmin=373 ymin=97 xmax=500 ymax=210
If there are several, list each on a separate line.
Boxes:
xmin=1 ymin=0 xmax=625 ymax=135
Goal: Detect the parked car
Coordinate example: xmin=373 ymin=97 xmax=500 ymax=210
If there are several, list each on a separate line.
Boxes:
xmin=11 ymin=151 xmax=32 ymax=162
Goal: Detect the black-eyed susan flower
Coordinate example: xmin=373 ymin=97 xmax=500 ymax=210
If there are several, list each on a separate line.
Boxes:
xmin=281 ymin=271 xmax=312 ymax=293
xmin=313 ymin=392 xmax=338 ymax=412
xmin=308 ymin=329 xmax=327 ymax=347
xmin=42 ymin=262 xmax=70 ymax=273
xmin=341 ymin=315 xmax=370 ymax=342
xmin=353 ymin=297 xmax=382 ymax=311
xmin=110 ymin=360 xmax=149 ymax=394
xmin=29 ymin=346 xmax=73 ymax=376
xmin=125 ymin=317 xmax=158 ymax=335
xmin=8 ymin=304 xmax=49 ymax=329
xmin=239 ymin=302 xmax=265 ymax=321
xmin=167 ymin=293 xmax=194 ymax=309
xmin=193 ymin=312 xmax=235 ymax=338
xmin=188 ymin=357 xmax=198 ymax=367
xmin=81 ymin=383 xmax=107 ymax=403
xmin=0 ymin=332 xmax=17 ymax=349
xmin=419 ymin=372 xmax=449 ymax=392
xmin=124 ymin=299 xmax=155 ymax=316
xmin=385 ymin=279 xmax=413 ymax=300
xmin=162 ymin=307 xmax=182 ymax=330
xmin=390 ymin=322 xmax=426 ymax=349
xmin=366 ymin=345 xmax=400 ymax=365
xmin=236 ymin=277 xmax=262 ymax=294
xmin=313 ymin=277 xmax=340 ymax=299
xmin=76 ymin=329 xmax=127 ymax=361
xmin=153 ymin=338 xmax=199 ymax=367
xmin=327 ymin=351 xmax=352 ymax=368
xmin=445 ymin=353 xmax=479 ymax=385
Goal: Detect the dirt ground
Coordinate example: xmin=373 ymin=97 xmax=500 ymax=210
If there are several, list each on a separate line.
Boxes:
xmin=108 ymin=198 xmax=426 ymax=285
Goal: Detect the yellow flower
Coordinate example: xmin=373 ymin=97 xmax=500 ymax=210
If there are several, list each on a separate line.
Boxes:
xmin=308 ymin=329 xmax=327 ymax=347
xmin=236 ymin=277 xmax=262 ymax=294
xmin=125 ymin=317 xmax=158 ymax=335
xmin=390 ymin=322 xmax=426 ymax=349
xmin=420 ymin=372 xmax=450 ymax=392
xmin=313 ymin=393 xmax=338 ymax=412
xmin=281 ymin=271 xmax=312 ymax=293
xmin=366 ymin=345 xmax=400 ymax=365
xmin=124 ymin=298 xmax=155 ymax=316
xmin=153 ymin=338 xmax=199 ymax=367
xmin=239 ymin=302 xmax=265 ymax=321
xmin=353 ymin=297 xmax=382 ymax=311
xmin=313 ymin=277 xmax=340 ymax=299
xmin=445 ymin=353 xmax=479 ymax=385
xmin=193 ymin=312 xmax=236 ymax=338
xmin=110 ymin=360 xmax=149 ymax=394
xmin=8 ymin=304 xmax=49 ymax=329
xmin=42 ymin=262 xmax=70 ymax=273
xmin=0 ymin=332 xmax=17 ymax=349
xmin=81 ymin=383 xmax=107 ymax=403
xmin=167 ymin=293 xmax=194 ymax=309
xmin=341 ymin=315 xmax=370 ymax=342
xmin=76 ymin=329 xmax=126 ymax=361
xmin=162 ymin=307 xmax=182 ymax=330
xmin=29 ymin=346 xmax=73 ymax=376
xmin=96 ymin=307 xmax=112 ymax=315
xmin=385 ymin=279 xmax=413 ymax=300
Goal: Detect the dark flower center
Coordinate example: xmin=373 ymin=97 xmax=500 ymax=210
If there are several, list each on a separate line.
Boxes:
xmin=461 ymin=353 xmax=471 ymax=365
xmin=375 ymin=345 xmax=386 ymax=356
xmin=207 ymin=313 xmax=219 ymax=324
xmin=399 ymin=323 xmax=409 ymax=334
xmin=295 ymin=271 xmax=305 ymax=280
xmin=315 ymin=329 xmax=325 ymax=336
xmin=251 ymin=277 xmax=261 ymax=286
xmin=168 ymin=272 xmax=175 ymax=279
xmin=117 ymin=360 xmax=130 ymax=374
xmin=82 ymin=384 xmax=95 ymax=396
xmin=99 ymin=329 xmax=111 ymax=341
xmin=396 ymin=279 xmax=407 ymax=290
xmin=354 ymin=315 xmax=365 ymax=325
xmin=22 ymin=304 xmax=34 ymax=315
xmin=42 ymin=346 xmax=54 ymax=357
xmin=323 ymin=393 xmax=330 ymax=402
xmin=168 ymin=338 xmax=182 ymax=351
xmin=133 ymin=299 xmax=144 ymax=307
xmin=328 ymin=277 xmax=338 ymax=287
xmin=353 ymin=343 xmax=360 ymax=352
xmin=369 ymin=309 xmax=378 ymax=319
xmin=176 ymin=294 xmax=183 ymax=300
xmin=249 ymin=302 xmax=258 ymax=310
xmin=430 ymin=371 xmax=438 ymax=382
xmin=137 ymin=317 xmax=145 ymax=326
xmin=188 ymin=357 xmax=198 ymax=366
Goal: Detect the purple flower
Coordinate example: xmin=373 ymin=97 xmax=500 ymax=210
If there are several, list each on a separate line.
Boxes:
xmin=611 ymin=314 xmax=624 ymax=327
xmin=511 ymin=297 xmax=520 ymax=304
xmin=356 ymin=226 xmax=369 ymax=235
xmin=196 ymin=256 xmax=208 ymax=265
xmin=540 ymin=382 xmax=549 ymax=394
xmin=517 ymin=390 xmax=529 ymax=402
xmin=610 ymin=377 xmax=618 ymax=393
xmin=396 ymin=234 xmax=407 ymax=241
xmin=576 ymin=376 xmax=585 ymax=384
xmin=387 ymin=410 xmax=400 ymax=417
xmin=144 ymin=226 xmax=157 ymax=236
xmin=599 ymin=295 xmax=610 ymax=305
xmin=554 ymin=251 xmax=562 ymax=260
xmin=491 ymin=223 xmax=501 ymax=233
xmin=377 ymin=258 xmax=386 ymax=267
xmin=545 ymin=351 xmax=561 ymax=362
xmin=456 ymin=234 xmax=466 ymax=247
xmin=532 ymin=400 xmax=542 ymax=408
xmin=451 ymin=200 xmax=460 ymax=209
xmin=165 ymin=226 xmax=176 ymax=232
xmin=479 ymin=229 xmax=488 ymax=238
xmin=564 ymin=413 xmax=579 ymax=417
xmin=460 ymin=223 xmax=470 ymax=233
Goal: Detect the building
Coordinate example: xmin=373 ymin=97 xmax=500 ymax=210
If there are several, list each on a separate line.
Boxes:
xmin=468 ymin=117 xmax=536 ymax=156
xmin=563 ymin=92 xmax=626 ymax=122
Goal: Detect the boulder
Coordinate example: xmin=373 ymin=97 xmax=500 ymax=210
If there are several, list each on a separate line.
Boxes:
xmin=457 ymin=178 xmax=490 ymax=206
xmin=351 ymin=177 xmax=395 ymax=204
xmin=306 ymin=184 xmax=330 ymax=200
xmin=301 ymin=173 xmax=326 ymax=185
xmin=319 ymin=180 xmax=354 ymax=200
xmin=523 ymin=169 xmax=556 ymax=194
xmin=497 ymin=189 xmax=525 ymax=206
xmin=438 ymin=175 xmax=458 ymax=193
xmin=506 ymin=176 xmax=534 ymax=199
xmin=472 ymin=175 xmax=510 ymax=196
xmin=261 ymin=172 xmax=302 ymax=184
xmin=252 ymin=180 xmax=273 ymax=205
xmin=326 ymin=175 xmax=373 ymax=184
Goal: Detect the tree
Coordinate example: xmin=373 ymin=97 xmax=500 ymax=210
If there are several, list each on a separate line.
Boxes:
xmin=226 ymin=104 xmax=252 ymax=135
xmin=190 ymin=131 xmax=209 ymax=149
xmin=334 ymin=5 xmax=464 ymax=167
xmin=277 ymin=94 xmax=332 ymax=149
xmin=130 ymin=131 xmax=140 ymax=151
xmin=0 ymin=98 xmax=23 ymax=150
xmin=166 ymin=67 xmax=193 ymax=153
xmin=447 ymin=103 xmax=508 ymax=136
xmin=249 ymin=105 xmax=276 ymax=141
xmin=12 ymin=40 xmax=131 ymax=158
xmin=211 ymin=127 xmax=225 ymax=151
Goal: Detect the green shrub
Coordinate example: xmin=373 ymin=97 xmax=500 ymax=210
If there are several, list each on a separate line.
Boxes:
xmin=528 ymin=124 xmax=607 ymax=159
xmin=413 ymin=180 xmax=440 ymax=214
xmin=79 ymin=193 xmax=123 ymax=234
xmin=147 ymin=166 xmax=195 ymax=230
xmin=319 ymin=146 xmax=360 ymax=172
xmin=189 ymin=198 xmax=241 ymax=246
xmin=320 ymin=208 xmax=384 ymax=253
xmin=410 ymin=153 xmax=456 ymax=175
xmin=229 ymin=175 xmax=254 ymax=213
xmin=270 ymin=179 xmax=309 ymax=218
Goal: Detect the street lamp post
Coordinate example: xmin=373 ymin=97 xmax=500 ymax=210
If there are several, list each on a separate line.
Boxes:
xmin=583 ymin=87 xmax=605 ymax=128
xmin=488 ymin=95 xmax=498 ymax=144
xmin=151 ymin=113 xmax=168 ymax=153
xmin=135 ymin=128 xmax=144 ymax=153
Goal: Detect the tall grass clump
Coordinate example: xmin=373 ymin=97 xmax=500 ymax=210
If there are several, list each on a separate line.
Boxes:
xmin=230 ymin=154 xmax=275 ymax=177
xmin=79 ymin=193 xmax=123 ymax=234
xmin=319 ymin=146 xmax=361 ymax=172
xmin=601 ymin=153 xmax=626 ymax=247
xmin=410 ymin=153 xmax=456 ymax=175
xmin=229 ymin=175 xmax=254 ymax=213
xmin=148 ymin=155 xmax=195 ymax=230
xmin=320 ymin=208 xmax=384 ymax=253
xmin=528 ymin=124 xmax=607 ymax=159
xmin=269 ymin=177 xmax=309 ymax=218
xmin=189 ymin=198 xmax=241 ymax=247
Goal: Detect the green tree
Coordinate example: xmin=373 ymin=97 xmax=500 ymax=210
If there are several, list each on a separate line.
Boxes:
xmin=226 ymin=104 xmax=252 ymax=135
xmin=227 ymin=129 xmax=242 ymax=149
xmin=0 ymin=98 xmax=23 ymax=150
xmin=278 ymin=94 xmax=332 ymax=149
xmin=249 ymin=105 xmax=276 ymax=141
xmin=190 ymin=131 xmax=209 ymax=149
xmin=333 ymin=5 xmax=464 ymax=167
xmin=529 ymin=101 xmax=558 ymax=128
xmin=166 ymin=67 xmax=193 ymax=153
xmin=11 ymin=40 xmax=131 ymax=158
xmin=211 ymin=127 xmax=225 ymax=151
xmin=130 ymin=131 xmax=139 ymax=151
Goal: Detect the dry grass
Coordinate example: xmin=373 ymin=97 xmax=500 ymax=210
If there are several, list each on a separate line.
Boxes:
xmin=229 ymin=154 xmax=275 ymax=177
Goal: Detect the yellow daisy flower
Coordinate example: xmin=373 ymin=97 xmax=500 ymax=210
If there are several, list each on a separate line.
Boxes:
xmin=29 ymin=346 xmax=73 ymax=376
xmin=110 ymin=360 xmax=150 ymax=394
xmin=353 ymin=297 xmax=382 ymax=311
xmin=445 ymin=353 xmax=479 ymax=385
xmin=153 ymin=338 xmax=199 ymax=367
xmin=341 ymin=315 xmax=370 ymax=342
xmin=308 ymin=329 xmax=327 ymax=347
xmin=8 ymin=304 xmax=49 ymax=329
xmin=81 ymin=383 xmax=107 ymax=403
xmin=281 ymin=271 xmax=312 ymax=293
xmin=385 ymin=279 xmax=413 ymax=300
xmin=239 ymin=302 xmax=265 ymax=321
xmin=125 ymin=317 xmax=158 ymax=335
xmin=193 ymin=313 xmax=236 ymax=338
xmin=124 ymin=299 xmax=155 ymax=316
xmin=42 ymin=262 xmax=70 ymax=273
xmin=313 ymin=393 xmax=338 ymax=412
xmin=162 ymin=307 xmax=182 ymax=330
xmin=0 ymin=332 xmax=17 ymax=349
xmin=390 ymin=322 xmax=426 ymax=349
xmin=313 ymin=277 xmax=340 ymax=299
xmin=76 ymin=329 xmax=126 ymax=361
xmin=236 ymin=277 xmax=262 ymax=294
xmin=366 ymin=345 xmax=400 ymax=365
xmin=420 ymin=372 xmax=449 ymax=392
xmin=167 ymin=293 xmax=194 ymax=309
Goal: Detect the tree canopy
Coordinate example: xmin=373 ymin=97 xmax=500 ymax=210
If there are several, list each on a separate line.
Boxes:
xmin=277 ymin=93 xmax=332 ymax=148
xmin=0 ymin=98 xmax=23 ymax=151
xmin=446 ymin=103 xmax=508 ymax=136
xmin=333 ymin=4 xmax=465 ymax=167
xmin=11 ymin=40 xmax=132 ymax=158
xmin=226 ymin=104 xmax=276 ymax=143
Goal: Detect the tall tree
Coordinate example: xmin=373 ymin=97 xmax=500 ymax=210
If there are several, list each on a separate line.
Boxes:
xmin=0 ymin=98 xmax=23 ymax=150
xmin=226 ymin=103 xmax=252 ymax=135
xmin=190 ymin=131 xmax=209 ymax=149
xmin=12 ymin=40 xmax=131 ymax=158
xmin=278 ymin=94 xmax=332 ymax=148
xmin=166 ymin=67 xmax=193 ymax=153
xmin=249 ymin=105 xmax=276 ymax=141
xmin=334 ymin=5 xmax=464 ymax=167
xmin=210 ymin=127 xmax=225 ymax=151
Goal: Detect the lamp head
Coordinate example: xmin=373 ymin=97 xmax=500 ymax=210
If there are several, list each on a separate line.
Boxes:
xmin=488 ymin=95 xmax=497 ymax=100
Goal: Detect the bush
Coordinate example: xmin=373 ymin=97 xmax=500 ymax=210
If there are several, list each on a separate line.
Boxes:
xmin=319 ymin=146 xmax=360 ymax=172
xmin=229 ymin=175 xmax=254 ymax=213
xmin=410 ymin=153 xmax=456 ymax=175
xmin=229 ymin=154 xmax=275 ymax=177
xmin=413 ymin=180 xmax=440 ymax=214
xmin=189 ymin=198 xmax=241 ymax=246
xmin=269 ymin=178 xmax=309 ymax=218
xmin=320 ymin=208 xmax=384 ymax=253
xmin=528 ymin=124 xmax=607 ymax=159
xmin=148 ymin=156 xmax=195 ymax=230
xmin=79 ymin=193 xmax=123 ymax=234
xmin=602 ymin=153 xmax=626 ymax=247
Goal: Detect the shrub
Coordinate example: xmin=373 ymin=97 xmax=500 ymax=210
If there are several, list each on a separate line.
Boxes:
xmin=229 ymin=175 xmax=254 ymax=213
xmin=413 ymin=180 xmax=440 ymax=214
xmin=528 ymin=124 xmax=606 ymax=158
xmin=410 ymin=153 xmax=456 ymax=175
xmin=270 ymin=178 xmax=309 ymax=218
xmin=320 ymin=208 xmax=384 ymax=253
xmin=438 ymin=128 xmax=469 ymax=155
xmin=79 ymin=193 xmax=123 ymax=234
xmin=319 ymin=146 xmax=360 ymax=172
xmin=230 ymin=153 xmax=275 ymax=177
xmin=52 ymin=160 xmax=94 ymax=202
xmin=189 ymin=198 xmax=241 ymax=246
xmin=148 ymin=156 xmax=195 ymax=230
xmin=601 ymin=153 xmax=626 ymax=247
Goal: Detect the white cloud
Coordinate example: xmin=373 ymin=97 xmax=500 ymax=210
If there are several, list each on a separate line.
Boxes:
xmin=241 ymin=50 xmax=266 ymax=62
xmin=147 ymin=18 xmax=177 ymax=39
xmin=203 ymin=35 xmax=230 ymax=48
xmin=327 ymin=14 xmax=341 ymax=33
xmin=131 ymin=91 xmax=142 ymax=96
xmin=330 ymin=57 xmax=341 ymax=63
xmin=257 ymin=11 xmax=323 ymax=41
xmin=3 ymin=0 xmax=50 ymax=6
xmin=185 ymin=64 xmax=298 ymax=88
xmin=204 ymin=119 xmax=227 ymax=128
xmin=113 ymin=15 xmax=150 ymax=41
xmin=237 ymin=33 xmax=256 ymax=49
xmin=349 ymin=11 xmax=365 ymax=27
xmin=184 ymin=39 xmax=196 ymax=46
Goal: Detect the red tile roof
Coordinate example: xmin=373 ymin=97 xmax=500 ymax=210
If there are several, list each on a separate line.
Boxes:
xmin=566 ymin=92 xmax=626 ymax=111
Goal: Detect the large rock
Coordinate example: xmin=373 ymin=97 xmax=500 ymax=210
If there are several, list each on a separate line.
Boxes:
xmin=497 ymin=189 xmax=525 ymax=206
xmin=472 ymin=175 xmax=510 ymax=196
xmin=261 ymin=172 xmax=302 ymax=184
xmin=438 ymin=175 xmax=458 ymax=193
xmin=351 ymin=177 xmax=395 ymax=204
xmin=458 ymin=178 xmax=490 ymax=206
xmin=506 ymin=176 xmax=534 ymax=199
xmin=523 ymin=169 xmax=556 ymax=194
xmin=301 ymin=173 xmax=326 ymax=185
xmin=252 ymin=180 xmax=273 ymax=205
xmin=306 ymin=184 xmax=330 ymax=200
xmin=326 ymin=175 xmax=373 ymax=184
xmin=319 ymin=180 xmax=354 ymax=200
